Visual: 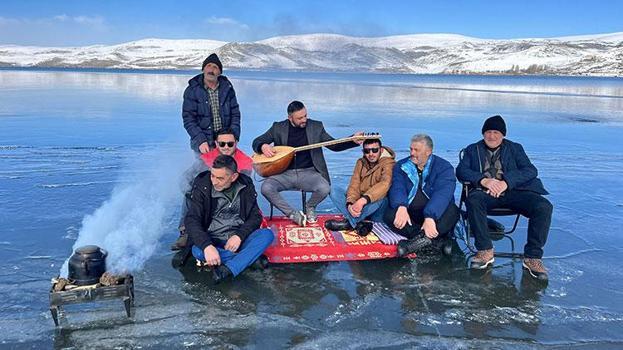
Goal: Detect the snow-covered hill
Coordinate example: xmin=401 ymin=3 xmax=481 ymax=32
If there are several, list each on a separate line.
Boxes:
xmin=1 ymin=33 xmax=622 ymax=76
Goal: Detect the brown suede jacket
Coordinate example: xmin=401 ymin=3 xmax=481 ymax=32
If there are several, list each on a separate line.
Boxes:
xmin=346 ymin=146 xmax=396 ymax=205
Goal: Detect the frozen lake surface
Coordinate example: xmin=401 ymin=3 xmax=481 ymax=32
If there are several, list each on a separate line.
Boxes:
xmin=1 ymin=69 xmax=622 ymax=349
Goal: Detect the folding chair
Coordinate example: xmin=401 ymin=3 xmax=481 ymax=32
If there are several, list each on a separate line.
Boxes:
xmin=457 ymin=150 xmax=524 ymax=259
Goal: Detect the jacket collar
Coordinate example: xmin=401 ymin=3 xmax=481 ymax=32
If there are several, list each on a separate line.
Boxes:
xmin=211 ymin=180 xmax=246 ymax=202
xmin=189 ymin=73 xmax=231 ymax=91
xmin=476 ymin=139 xmax=507 ymax=172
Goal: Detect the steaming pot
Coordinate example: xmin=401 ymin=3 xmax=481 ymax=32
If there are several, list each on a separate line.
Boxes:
xmin=68 ymin=245 xmax=108 ymax=285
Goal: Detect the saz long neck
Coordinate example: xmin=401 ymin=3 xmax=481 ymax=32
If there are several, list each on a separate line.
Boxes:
xmin=293 ymin=135 xmax=380 ymax=152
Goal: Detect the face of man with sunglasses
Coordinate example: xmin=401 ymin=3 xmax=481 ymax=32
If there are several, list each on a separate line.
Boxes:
xmin=216 ymin=133 xmax=237 ymax=157
xmin=363 ymin=142 xmax=381 ymax=163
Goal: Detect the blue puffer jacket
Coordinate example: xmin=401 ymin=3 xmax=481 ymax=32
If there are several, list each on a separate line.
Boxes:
xmin=456 ymin=139 xmax=548 ymax=195
xmin=182 ymin=74 xmax=241 ymax=152
xmin=388 ymin=155 xmax=456 ymax=220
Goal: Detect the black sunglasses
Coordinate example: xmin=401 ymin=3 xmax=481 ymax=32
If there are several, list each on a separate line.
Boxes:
xmin=363 ymin=147 xmax=380 ymax=154
xmin=218 ymin=141 xmax=235 ymax=148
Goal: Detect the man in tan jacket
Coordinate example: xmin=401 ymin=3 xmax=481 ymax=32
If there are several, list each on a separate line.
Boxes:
xmin=326 ymin=139 xmax=396 ymax=235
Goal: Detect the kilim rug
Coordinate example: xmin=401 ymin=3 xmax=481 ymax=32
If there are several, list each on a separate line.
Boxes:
xmin=263 ymin=214 xmax=414 ymax=263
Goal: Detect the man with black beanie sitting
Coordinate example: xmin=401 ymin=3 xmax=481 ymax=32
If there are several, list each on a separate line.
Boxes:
xmin=456 ymin=115 xmax=553 ymax=280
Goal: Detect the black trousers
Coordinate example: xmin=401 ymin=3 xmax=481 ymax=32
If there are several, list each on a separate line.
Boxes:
xmin=383 ymin=202 xmax=460 ymax=239
xmin=465 ymin=189 xmax=553 ymax=258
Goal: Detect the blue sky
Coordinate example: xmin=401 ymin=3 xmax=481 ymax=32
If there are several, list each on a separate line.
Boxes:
xmin=1 ymin=0 xmax=621 ymax=46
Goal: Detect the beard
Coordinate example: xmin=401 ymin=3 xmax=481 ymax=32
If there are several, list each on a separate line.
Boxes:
xmin=220 ymin=148 xmax=235 ymax=156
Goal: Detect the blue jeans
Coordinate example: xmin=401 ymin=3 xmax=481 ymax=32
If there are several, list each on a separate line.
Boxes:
xmin=329 ymin=186 xmax=387 ymax=227
xmin=191 ymin=228 xmax=274 ymax=277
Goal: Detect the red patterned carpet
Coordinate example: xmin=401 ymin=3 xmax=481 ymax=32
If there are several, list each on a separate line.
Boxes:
xmin=263 ymin=214 xmax=413 ymax=263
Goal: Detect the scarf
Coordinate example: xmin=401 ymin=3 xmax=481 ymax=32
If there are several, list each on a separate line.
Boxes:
xmin=484 ymin=147 xmax=503 ymax=180
xmin=401 ymin=156 xmax=432 ymax=204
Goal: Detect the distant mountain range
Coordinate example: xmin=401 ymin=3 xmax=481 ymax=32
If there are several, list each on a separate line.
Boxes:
xmin=1 ymin=32 xmax=622 ymax=76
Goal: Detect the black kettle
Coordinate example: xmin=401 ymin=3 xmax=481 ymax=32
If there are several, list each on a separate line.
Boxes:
xmin=68 ymin=245 xmax=108 ymax=285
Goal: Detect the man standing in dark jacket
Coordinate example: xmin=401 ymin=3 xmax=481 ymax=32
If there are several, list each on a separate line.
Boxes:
xmin=456 ymin=115 xmax=553 ymax=280
xmin=252 ymin=100 xmax=362 ymax=226
xmin=384 ymin=134 xmax=460 ymax=256
xmin=185 ymin=155 xmax=273 ymax=283
xmin=182 ymin=53 xmax=241 ymax=153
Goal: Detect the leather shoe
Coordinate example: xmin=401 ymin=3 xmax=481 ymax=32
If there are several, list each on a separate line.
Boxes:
xmin=324 ymin=219 xmax=353 ymax=231
xmin=170 ymin=232 xmax=187 ymax=251
xmin=397 ymin=233 xmax=432 ymax=257
xmin=212 ymin=265 xmax=233 ymax=284
xmin=355 ymin=221 xmax=373 ymax=236
xmin=251 ymin=255 xmax=270 ymax=270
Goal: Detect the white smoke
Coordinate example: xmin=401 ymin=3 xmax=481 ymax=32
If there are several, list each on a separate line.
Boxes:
xmin=60 ymin=147 xmax=194 ymax=276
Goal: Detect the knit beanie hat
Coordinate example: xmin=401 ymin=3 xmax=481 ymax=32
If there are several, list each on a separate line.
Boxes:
xmin=482 ymin=115 xmax=507 ymax=136
xmin=202 ymin=53 xmax=223 ymax=73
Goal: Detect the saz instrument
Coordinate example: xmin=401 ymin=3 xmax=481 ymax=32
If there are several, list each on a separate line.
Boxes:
xmin=252 ymin=133 xmax=381 ymax=177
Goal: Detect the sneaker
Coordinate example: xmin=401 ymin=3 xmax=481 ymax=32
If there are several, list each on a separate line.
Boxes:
xmin=397 ymin=233 xmax=432 ymax=257
xmin=355 ymin=221 xmax=374 ymax=236
xmin=522 ymin=258 xmax=548 ymax=281
xmin=212 ymin=265 xmax=233 ymax=284
xmin=470 ymin=249 xmax=494 ymax=269
xmin=289 ymin=210 xmax=307 ymax=227
xmin=305 ymin=206 xmax=318 ymax=224
xmin=170 ymin=232 xmax=188 ymax=251
xmin=325 ymin=219 xmax=353 ymax=231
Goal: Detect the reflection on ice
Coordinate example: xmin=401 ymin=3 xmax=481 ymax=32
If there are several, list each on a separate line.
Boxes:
xmin=0 ymin=69 xmax=622 ymax=348
xmin=1 ymin=70 xmax=622 ymax=124
xmin=0 ymin=70 xmax=188 ymax=101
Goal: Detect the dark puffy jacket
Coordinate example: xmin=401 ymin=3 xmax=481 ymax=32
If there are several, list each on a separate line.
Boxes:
xmin=182 ymin=74 xmax=241 ymax=152
xmin=184 ymin=172 xmax=261 ymax=250
xmin=388 ymin=155 xmax=456 ymax=220
xmin=456 ymin=139 xmax=548 ymax=195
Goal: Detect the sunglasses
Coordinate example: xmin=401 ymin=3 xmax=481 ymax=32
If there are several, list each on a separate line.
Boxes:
xmin=363 ymin=147 xmax=380 ymax=154
xmin=218 ymin=141 xmax=235 ymax=148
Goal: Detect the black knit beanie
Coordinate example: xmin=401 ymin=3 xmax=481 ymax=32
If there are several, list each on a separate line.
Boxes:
xmin=202 ymin=53 xmax=223 ymax=73
xmin=482 ymin=115 xmax=507 ymax=136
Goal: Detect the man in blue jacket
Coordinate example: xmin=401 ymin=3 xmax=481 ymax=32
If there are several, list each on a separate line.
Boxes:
xmin=384 ymin=134 xmax=459 ymax=256
xmin=182 ymin=53 xmax=241 ymax=153
xmin=456 ymin=115 xmax=552 ymax=280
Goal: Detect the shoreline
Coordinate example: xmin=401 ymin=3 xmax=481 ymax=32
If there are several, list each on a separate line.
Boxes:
xmin=1 ymin=65 xmax=621 ymax=79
